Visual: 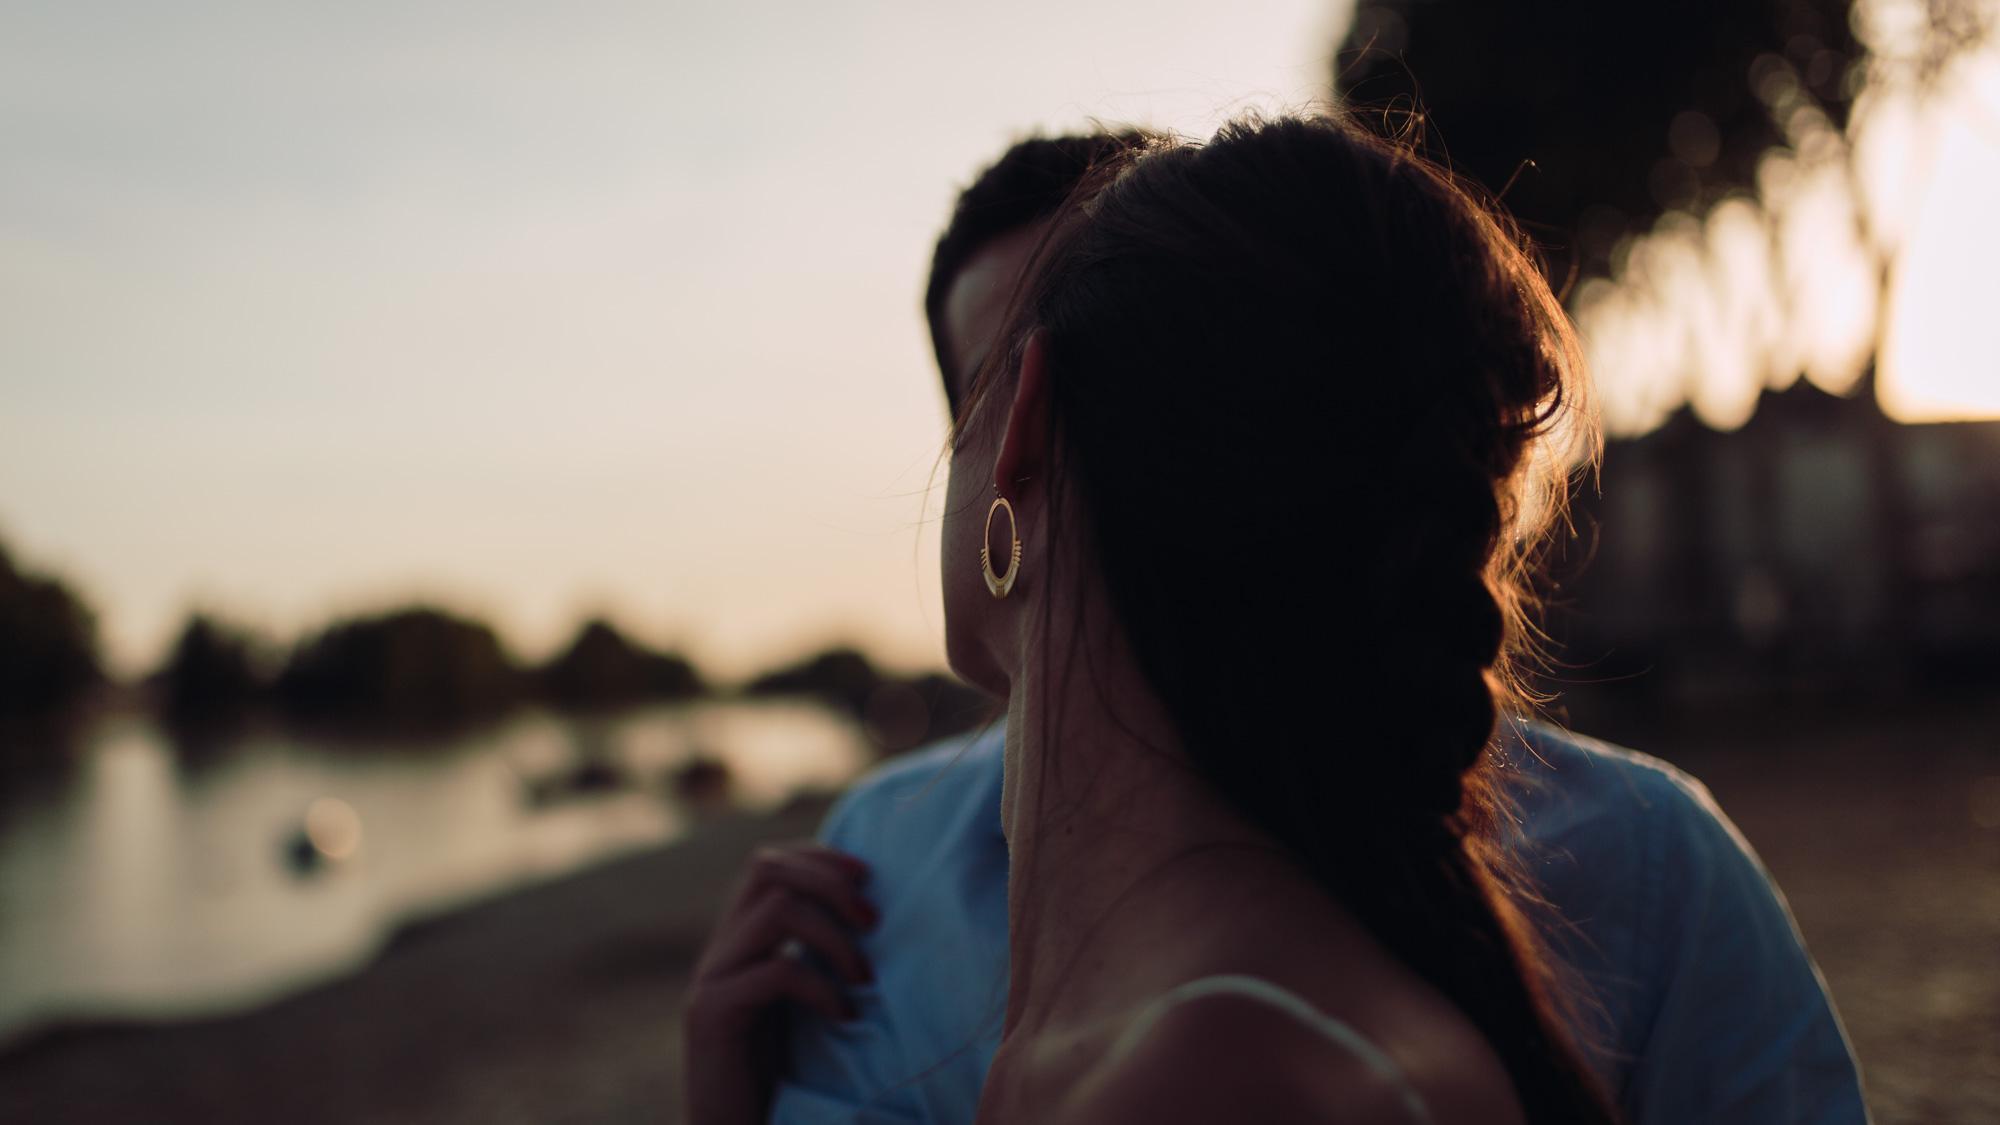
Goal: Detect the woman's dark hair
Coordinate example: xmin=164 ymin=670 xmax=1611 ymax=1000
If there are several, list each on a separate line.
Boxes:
xmin=958 ymin=113 xmax=1616 ymax=1121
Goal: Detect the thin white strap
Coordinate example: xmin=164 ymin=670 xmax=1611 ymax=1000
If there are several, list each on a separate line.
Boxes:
xmin=1117 ymin=974 xmax=1437 ymax=1125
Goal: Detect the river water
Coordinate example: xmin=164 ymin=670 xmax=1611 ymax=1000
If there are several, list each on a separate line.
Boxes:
xmin=0 ymin=700 xmax=870 ymax=1045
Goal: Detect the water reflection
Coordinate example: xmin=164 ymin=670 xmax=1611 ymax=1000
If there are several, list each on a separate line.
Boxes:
xmin=0 ymin=699 xmax=868 ymax=1044
xmin=73 ymin=726 xmax=184 ymax=1003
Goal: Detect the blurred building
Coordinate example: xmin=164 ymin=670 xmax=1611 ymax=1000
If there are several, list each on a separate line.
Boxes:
xmin=1555 ymin=376 xmax=2000 ymax=705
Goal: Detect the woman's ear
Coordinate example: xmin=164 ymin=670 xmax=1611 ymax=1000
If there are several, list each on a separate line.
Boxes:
xmin=994 ymin=331 xmax=1051 ymax=496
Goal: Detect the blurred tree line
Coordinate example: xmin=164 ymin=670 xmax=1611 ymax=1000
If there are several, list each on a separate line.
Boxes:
xmin=161 ymin=609 xmax=706 ymax=728
xmin=745 ymin=647 xmax=991 ymax=752
xmin=0 ymin=531 xmax=985 ymax=750
xmin=0 ymin=541 xmax=100 ymax=720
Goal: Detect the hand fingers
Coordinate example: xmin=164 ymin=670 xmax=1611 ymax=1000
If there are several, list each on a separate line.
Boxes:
xmin=708 ymin=890 xmax=872 ymax=985
xmin=772 ymin=843 xmax=871 ymax=877
xmin=694 ymin=956 xmax=855 ymax=1033
xmin=739 ymin=845 xmax=877 ymax=931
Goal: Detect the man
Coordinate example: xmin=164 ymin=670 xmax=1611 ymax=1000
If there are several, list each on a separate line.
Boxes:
xmin=713 ymin=134 xmax=1869 ymax=1124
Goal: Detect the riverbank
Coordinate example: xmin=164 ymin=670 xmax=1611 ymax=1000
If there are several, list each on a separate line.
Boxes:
xmin=0 ymin=794 xmax=831 ymax=1124
xmin=3 ymin=702 xmax=1996 ymax=1124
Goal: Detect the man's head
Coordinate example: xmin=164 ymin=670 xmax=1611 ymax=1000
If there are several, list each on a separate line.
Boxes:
xmin=925 ymin=132 xmax=1149 ymax=416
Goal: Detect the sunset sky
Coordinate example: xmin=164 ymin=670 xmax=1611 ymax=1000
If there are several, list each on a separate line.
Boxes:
xmin=2 ymin=0 xmax=1994 ymax=678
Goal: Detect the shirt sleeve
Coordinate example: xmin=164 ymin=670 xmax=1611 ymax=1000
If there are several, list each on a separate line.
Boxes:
xmin=767 ymin=787 xmax=928 ymax=1125
xmin=1618 ymin=771 xmax=1870 ymax=1125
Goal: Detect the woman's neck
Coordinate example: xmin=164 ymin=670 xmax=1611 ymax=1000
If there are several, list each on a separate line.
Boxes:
xmin=995 ymin=627 xmax=1310 ymax=1040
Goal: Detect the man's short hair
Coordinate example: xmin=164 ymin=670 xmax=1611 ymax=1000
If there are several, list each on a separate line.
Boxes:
xmin=924 ymin=131 xmax=1148 ymax=417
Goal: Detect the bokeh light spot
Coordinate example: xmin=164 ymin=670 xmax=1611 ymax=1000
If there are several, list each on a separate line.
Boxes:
xmin=304 ymin=797 xmax=363 ymax=861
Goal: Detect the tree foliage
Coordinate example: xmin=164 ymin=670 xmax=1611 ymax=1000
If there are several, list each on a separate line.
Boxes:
xmin=157 ymin=614 xmax=267 ymax=721
xmin=537 ymin=618 xmax=704 ymax=710
xmin=276 ymin=606 xmax=520 ymax=725
xmin=1336 ymin=0 xmax=1863 ymax=280
xmin=0 ymin=541 xmax=101 ymax=718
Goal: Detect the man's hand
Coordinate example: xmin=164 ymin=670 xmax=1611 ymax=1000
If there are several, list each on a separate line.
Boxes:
xmin=683 ymin=842 xmax=877 ymax=1124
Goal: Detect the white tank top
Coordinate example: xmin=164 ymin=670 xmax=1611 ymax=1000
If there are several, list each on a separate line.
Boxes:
xmin=1111 ymin=974 xmax=1438 ymax=1125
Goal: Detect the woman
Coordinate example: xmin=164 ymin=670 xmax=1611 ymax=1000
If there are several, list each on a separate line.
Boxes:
xmin=936 ymin=113 xmax=1616 ymax=1123
xmin=687 ymin=112 xmax=1619 ymax=1123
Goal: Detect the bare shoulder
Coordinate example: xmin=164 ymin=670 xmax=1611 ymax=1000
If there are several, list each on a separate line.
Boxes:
xmin=1055 ymin=988 xmax=1519 ymax=1125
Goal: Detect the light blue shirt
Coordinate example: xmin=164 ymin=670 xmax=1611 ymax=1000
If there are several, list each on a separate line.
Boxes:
xmin=772 ymin=723 xmax=1868 ymax=1124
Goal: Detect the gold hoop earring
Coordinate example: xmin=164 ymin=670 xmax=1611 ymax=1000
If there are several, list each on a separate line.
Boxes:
xmin=981 ymin=491 xmax=1022 ymax=599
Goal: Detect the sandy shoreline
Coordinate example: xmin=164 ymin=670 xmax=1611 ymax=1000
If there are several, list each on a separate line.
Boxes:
xmin=0 ymin=795 xmax=831 ymax=1125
